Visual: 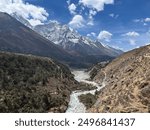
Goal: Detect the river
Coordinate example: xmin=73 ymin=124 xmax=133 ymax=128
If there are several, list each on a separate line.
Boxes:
xmin=66 ymin=70 xmax=106 ymax=113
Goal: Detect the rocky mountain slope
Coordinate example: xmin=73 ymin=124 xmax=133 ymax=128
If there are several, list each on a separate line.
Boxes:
xmin=0 ymin=12 xmax=76 ymax=66
xmin=6 ymin=12 xmax=123 ymax=68
xmin=0 ymin=12 xmax=122 ymax=68
xmin=89 ymin=45 xmax=150 ymax=113
xmin=34 ymin=21 xmax=123 ymax=58
xmin=0 ymin=51 xmax=78 ymax=112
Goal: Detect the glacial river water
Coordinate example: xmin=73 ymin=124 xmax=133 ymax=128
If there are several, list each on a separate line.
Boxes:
xmin=66 ymin=70 xmax=106 ymax=113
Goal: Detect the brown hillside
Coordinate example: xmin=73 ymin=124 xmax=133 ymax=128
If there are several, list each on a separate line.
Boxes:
xmin=89 ymin=45 xmax=150 ymax=113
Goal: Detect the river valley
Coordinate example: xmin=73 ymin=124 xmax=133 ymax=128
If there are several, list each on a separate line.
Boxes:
xmin=66 ymin=70 xmax=106 ymax=113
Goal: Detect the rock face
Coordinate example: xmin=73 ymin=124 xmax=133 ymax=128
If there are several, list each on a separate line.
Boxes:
xmin=0 ymin=52 xmax=78 ymax=113
xmin=89 ymin=45 xmax=150 ymax=113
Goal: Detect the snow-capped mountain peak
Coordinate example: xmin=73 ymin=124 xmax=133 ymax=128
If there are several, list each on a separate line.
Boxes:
xmin=34 ymin=21 xmax=123 ymax=57
xmin=10 ymin=13 xmax=123 ymax=58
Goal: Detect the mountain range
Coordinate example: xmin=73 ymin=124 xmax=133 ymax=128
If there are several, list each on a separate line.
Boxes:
xmin=34 ymin=21 xmax=122 ymax=57
xmin=0 ymin=11 xmax=150 ymax=113
xmin=0 ymin=12 xmax=74 ymax=65
xmin=0 ymin=12 xmax=123 ymax=68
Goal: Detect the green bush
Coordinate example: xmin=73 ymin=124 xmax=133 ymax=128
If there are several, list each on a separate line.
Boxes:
xmin=0 ymin=52 xmax=75 ymax=112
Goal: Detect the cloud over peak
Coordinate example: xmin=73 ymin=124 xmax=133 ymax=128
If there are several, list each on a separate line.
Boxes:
xmin=69 ymin=14 xmax=85 ymax=28
xmin=98 ymin=30 xmax=112 ymax=42
xmin=0 ymin=0 xmax=49 ymax=26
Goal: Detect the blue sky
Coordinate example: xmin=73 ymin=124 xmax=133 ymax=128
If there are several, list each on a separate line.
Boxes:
xmin=0 ymin=0 xmax=150 ymax=51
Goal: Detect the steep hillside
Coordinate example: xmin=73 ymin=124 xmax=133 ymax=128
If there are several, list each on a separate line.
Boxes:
xmin=0 ymin=52 xmax=78 ymax=113
xmin=11 ymin=13 xmax=32 ymax=29
xmin=89 ymin=45 xmax=150 ymax=113
xmin=88 ymin=61 xmax=110 ymax=80
xmin=0 ymin=12 xmax=74 ymax=65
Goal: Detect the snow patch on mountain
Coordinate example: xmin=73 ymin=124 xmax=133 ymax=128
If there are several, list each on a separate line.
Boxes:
xmin=34 ymin=21 xmax=123 ymax=57
xmin=11 ymin=14 xmax=123 ymax=57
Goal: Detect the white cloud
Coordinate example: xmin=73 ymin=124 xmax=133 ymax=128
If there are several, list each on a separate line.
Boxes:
xmin=122 ymin=31 xmax=140 ymax=37
xmin=145 ymin=43 xmax=150 ymax=45
xmin=69 ymin=15 xmax=85 ymax=28
xmin=91 ymin=32 xmax=96 ymax=37
xmin=97 ymin=30 xmax=112 ymax=42
xmin=109 ymin=13 xmax=119 ymax=19
xmin=145 ymin=18 xmax=150 ymax=22
xmin=79 ymin=0 xmax=114 ymax=12
xmin=133 ymin=18 xmax=150 ymax=24
xmin=89 ymin=9 xmax=97 ymax=16
xmin=109 ymin=13 xmax=114 ymax=17
xmin=87 ymin=32 xmax=96 ymax=37
xmin=78 ymin=0 xmax=114 ymax=26
xmin=143 ymin=23 xmax=148 ymax=26
xmin=28 ymin=19 xmax=44 ymax=26
xmin=133 ymin=19 xmax=141 ymax=23
xmin=87 ymin=34 xmax=91 ymax=37
xmin=87 ymin=9 xmax=97 ymax=25
xmin=67 ymin=0 xmax=71 ymax=5
xmin=129 ymin=39 xmax=136 ymax=46
xmin=0 ymin=0 xmax=49 ymax=26
xmin=87 ymin=20 xmax=94 ymax=25
xmin=68 ymin=3 xmax=77 ymax=15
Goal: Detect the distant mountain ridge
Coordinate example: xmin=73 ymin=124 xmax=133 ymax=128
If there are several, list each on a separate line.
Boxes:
xmin=0 ymin=12 xmax=75 ymax=65
xmin=10 ymin=13 xmax=123 ymax=58
xmin=0 ymin=12 xmax=123 ymax=68
xmin=34 ymin=21 xmax=123 ymax=57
